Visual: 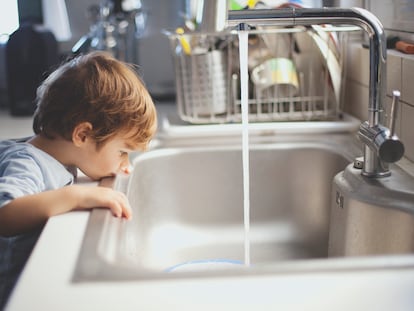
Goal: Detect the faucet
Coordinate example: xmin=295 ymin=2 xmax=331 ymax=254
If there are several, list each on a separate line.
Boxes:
xmin=227 ymin=7 xmax=405 ymax=178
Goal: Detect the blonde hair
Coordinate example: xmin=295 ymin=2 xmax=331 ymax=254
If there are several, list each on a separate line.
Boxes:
xmin=33 ymin=51 xmax=157 ymax=150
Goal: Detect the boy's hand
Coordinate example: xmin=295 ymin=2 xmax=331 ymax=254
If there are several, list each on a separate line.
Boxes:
xmin=68 ymin=185 xmax=133 ymax=220
xmin=0 ymin=184 xmax=132 ymax=237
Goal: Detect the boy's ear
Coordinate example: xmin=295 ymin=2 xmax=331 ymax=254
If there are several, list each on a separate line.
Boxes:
xmin=72 ymin=122 xmax=93 ymax=146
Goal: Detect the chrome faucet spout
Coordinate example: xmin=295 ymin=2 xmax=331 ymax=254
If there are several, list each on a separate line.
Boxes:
xmin=228 ymin=7 xmax=404 ymax=177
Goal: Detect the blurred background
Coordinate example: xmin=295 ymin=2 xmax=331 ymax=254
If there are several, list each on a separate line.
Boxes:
xmin=0 ymin=0 xmax=413 ymax=155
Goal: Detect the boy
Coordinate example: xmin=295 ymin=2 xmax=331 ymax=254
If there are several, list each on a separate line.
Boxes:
xmin=0 ymin=51 xmax=157 ymax=307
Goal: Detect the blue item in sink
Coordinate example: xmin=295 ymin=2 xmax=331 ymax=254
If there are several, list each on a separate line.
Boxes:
xmin=166 ymin=259 xmax=244 ymax=272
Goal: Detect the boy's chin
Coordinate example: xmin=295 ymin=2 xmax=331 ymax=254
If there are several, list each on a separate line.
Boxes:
xmin=81 ymin=171 xmax=116 ymax=182
xmin=97 ymin=174 xmax=116 ymax=181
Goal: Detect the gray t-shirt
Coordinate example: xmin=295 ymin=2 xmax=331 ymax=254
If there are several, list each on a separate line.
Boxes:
xmin=0 ymin=138 xmax=74 ymax=308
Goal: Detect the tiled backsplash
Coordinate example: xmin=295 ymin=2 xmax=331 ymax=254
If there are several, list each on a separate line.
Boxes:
xmin=344 ymin=42 xmax=414 ymax=162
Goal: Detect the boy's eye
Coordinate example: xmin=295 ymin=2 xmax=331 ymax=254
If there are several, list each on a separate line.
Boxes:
xmin=119 ymin=151 xmax=128 ymax=157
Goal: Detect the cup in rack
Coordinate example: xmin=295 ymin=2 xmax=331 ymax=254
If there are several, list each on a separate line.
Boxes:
xmin=251 ymin=57 xmax=299 ymax=98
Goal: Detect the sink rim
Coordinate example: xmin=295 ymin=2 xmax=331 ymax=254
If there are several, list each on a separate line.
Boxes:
xmin=73 ymin=133 xmax=369 ymax=282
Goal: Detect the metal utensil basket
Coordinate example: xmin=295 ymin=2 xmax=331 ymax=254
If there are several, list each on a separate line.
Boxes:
xmin=176 ymin=49 xmax=229 ymax=116
xmin=169 ymin=26 xmax=357 ymax=124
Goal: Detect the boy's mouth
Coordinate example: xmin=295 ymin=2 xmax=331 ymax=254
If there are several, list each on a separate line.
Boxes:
xmin=98 ymin=176 xmax=115 ymax=188
xmin=96 ymin=173 xmax=116 ymax=181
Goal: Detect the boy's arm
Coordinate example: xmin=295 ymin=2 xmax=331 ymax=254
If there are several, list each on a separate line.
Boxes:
xmin=0 ymin=185 xmax=132 ymax=237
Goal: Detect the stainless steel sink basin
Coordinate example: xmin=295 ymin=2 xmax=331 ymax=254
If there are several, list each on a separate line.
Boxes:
xmin=74 ymin=133 xmax=366 ymax=281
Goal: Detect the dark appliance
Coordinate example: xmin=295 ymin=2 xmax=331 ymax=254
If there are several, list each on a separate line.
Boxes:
xmin=6 ymin=23 xmax=59 ymax=116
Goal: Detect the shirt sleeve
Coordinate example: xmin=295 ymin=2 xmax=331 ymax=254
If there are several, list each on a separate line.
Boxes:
xmin=0 ymin=155 xmax=45 ymax=208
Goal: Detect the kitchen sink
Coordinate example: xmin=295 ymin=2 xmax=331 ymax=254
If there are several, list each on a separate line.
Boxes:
xmin=73 ymin=133 xmax=372 ymax=282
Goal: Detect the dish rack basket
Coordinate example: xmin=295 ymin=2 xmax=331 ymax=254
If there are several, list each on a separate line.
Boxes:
xmin=169 ymin=26 xmax=357 ymax=124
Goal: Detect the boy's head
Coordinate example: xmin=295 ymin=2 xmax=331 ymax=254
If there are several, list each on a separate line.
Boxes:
xmin=33 ymin=51 xmax=157 ymax=151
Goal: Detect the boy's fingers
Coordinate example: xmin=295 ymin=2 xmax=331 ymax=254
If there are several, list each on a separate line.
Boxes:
xmin=113 ymin=191 xmax=132 ymax=219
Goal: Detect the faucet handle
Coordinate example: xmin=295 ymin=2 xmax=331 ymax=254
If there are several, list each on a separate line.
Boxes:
xmin=358 ymin=89 xmax=405 ymax=167
xmin=378 ymin=90 xmax=404 ymax=163
xmin=388 ymin=90 xmax=400 ymax=138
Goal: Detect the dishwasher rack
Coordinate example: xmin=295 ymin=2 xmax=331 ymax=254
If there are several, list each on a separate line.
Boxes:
xmin=169 ymin=25 xmax=358 ymax=124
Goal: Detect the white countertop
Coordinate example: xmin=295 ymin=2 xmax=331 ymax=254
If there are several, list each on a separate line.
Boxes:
xmin=4 ymin=104 xmax=414 ymax=310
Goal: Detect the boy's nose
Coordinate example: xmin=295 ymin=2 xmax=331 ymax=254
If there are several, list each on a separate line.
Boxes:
xmin=120 ymin=157 xmax=131 ymax=174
